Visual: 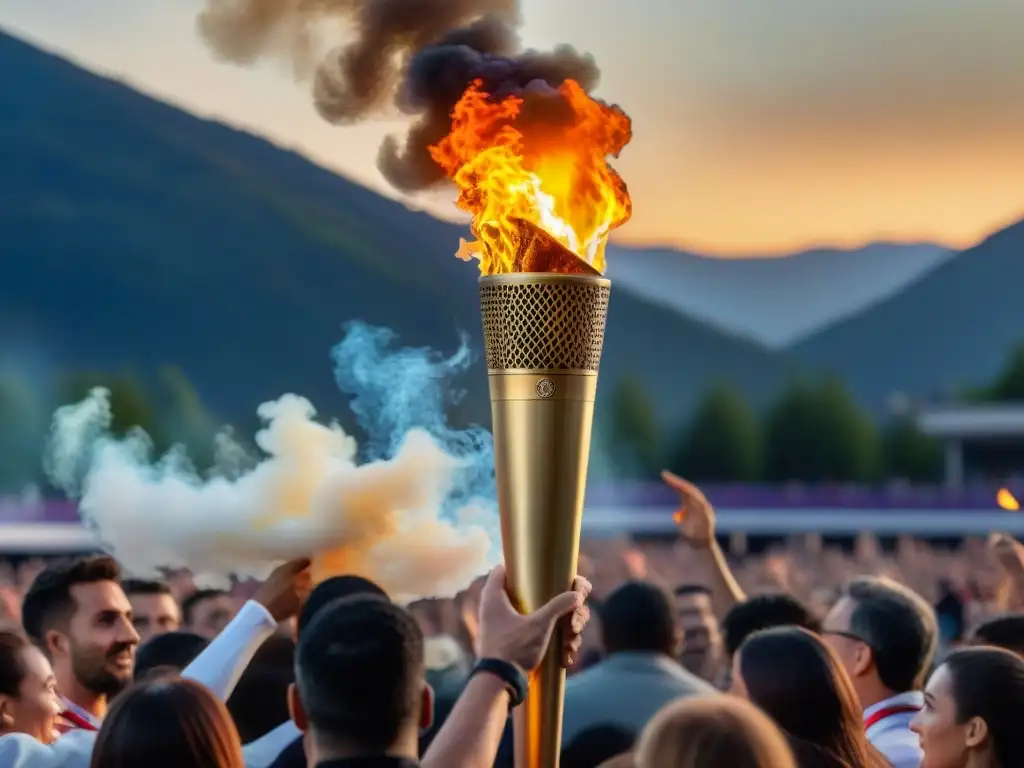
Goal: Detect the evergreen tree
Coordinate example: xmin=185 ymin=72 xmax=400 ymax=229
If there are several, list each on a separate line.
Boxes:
xmin=986 ymin=343 xmax=1024 ymax=401
xmin=57 ymin=370 xmax=166 ymax=449
xmin=764 ymin=375 xmax=879 ymax=482
xmin=881 ymin=415 xmax=943 ymax=482
xmin=668 ymin=382 xmax=762 ymax=481
xmin=0 ymin=370 xmax=44 ymax=492
xmin=814 ymin=375 xmax=881 ymax=482
xmin=606 ymin=375 xmax=661 ymax=479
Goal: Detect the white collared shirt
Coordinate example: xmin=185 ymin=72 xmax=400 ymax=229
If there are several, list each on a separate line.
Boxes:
xmin=58 ymin=697 xmax=101 ymax=731
xmin=864 ymin=691 xmax=924 ymax=768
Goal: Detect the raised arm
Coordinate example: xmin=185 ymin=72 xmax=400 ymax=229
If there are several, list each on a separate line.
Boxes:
xmin=422 ymin=567 xmax=591 ymax=768
xmin=183 ymin=558 xmax=311 ymax=699
xmin=662 ymin=471 xmax=746 ymax=617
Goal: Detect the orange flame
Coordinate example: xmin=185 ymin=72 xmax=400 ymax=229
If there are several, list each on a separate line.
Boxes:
xmin=429 ymin=79 xmax=632 ymax=275
xmin=998 ymin=488 xmax=1020 ymax=511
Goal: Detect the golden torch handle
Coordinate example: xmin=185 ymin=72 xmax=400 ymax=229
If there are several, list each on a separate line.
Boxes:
xmin=480 ymin=271 xmax=610 ymax=768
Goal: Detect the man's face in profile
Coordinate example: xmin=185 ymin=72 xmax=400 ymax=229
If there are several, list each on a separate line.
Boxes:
xmin=129 ymin=593 xmax=182 ymax=643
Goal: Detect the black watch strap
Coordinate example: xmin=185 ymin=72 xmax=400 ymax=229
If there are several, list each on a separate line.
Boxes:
xmin=471 ymin=658 xmax=528 ymax=708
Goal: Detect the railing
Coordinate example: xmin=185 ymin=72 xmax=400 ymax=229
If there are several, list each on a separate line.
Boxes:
xmin=1 ymin=484 xmax=1017 ymax=524
xmin=2 ymin=483 xmax=1023 ymax=554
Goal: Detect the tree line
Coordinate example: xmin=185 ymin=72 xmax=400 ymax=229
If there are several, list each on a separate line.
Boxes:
xmin=4 ymin=343 xmax=1024 ymax=492
xmin=606 ymin=342 xmax=1024 ymax=484
xmin=0 ymin=366 xmax=220 ymax=494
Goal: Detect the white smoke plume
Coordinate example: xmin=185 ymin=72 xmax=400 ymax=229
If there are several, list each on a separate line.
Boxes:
xmin=43 ymin=322 xmax=498 ymax=604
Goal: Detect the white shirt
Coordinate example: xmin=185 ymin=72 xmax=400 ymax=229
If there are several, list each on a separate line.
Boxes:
xmin=242 ymin=721 xmax=301 ymax=768
xmin=864 ymin=691 xmax=924 ymax=768
xmin=0 ymin=600 xmax=277 ymax=768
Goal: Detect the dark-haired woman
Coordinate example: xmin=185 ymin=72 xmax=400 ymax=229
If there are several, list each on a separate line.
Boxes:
xmin=89 ymin=677 xmax=244 ymax=768
xmin=732 ymin=627 xmax=889 ymax=768
xmin=0 ymin=629 xmax=62 ymax=743
xmin=911 ymin=646 xmax=1024 ymax=768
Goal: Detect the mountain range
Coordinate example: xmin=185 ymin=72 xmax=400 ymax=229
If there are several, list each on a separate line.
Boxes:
xmin=793 ymin=219 xmax=1024 ymax=405
xmin=1 ymin=27 xmax=1022 ymax=433
xmin=0 ymin=29 xmax=789 ymax=434
xmin=607 ymin=242 xmax=954 ymax=348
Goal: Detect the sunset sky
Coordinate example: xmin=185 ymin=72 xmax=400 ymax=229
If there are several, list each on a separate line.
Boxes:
xmin=3 ymin=0 xmax=1023 ymax=254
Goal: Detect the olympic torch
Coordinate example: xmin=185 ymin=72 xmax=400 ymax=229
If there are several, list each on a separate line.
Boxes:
xmin=429 ymin=73 xmax=632 ymax=768
xmin=479 ymin=219 xmax=610 ymax=768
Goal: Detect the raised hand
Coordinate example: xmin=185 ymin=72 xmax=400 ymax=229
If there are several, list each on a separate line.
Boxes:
xmin=990 ymin=533 xmax=1024 ymax=576
xmin=252 ymin=557 xmax=313 ymax=622
xmin=662 ymin=470 xmax=715 ymax=545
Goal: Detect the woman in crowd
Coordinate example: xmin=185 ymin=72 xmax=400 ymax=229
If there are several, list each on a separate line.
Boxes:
xmin=732 ymin=627 xmax=888 ymax=768
xmin=912 ymin=646 xmax=1024 ymax=768
xmin=89 ymin=677 xmax=244 ymax=768
xmin=636 ymin=696 xmax=797 ymax=768
xmin=0 ymin=629 xmax=62 ymax=744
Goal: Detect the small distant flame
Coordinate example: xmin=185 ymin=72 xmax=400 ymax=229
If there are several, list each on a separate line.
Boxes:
xmin=673 ymin=509 xmax=684 ymax=525
xmin=430 ymin=79 xmax=632 ymax=275
xmin=998 ymin=488 xmax=1020 ymax=511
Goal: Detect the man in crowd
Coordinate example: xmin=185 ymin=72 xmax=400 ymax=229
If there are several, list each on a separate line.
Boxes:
xmin=288 ymin=564 xmax=590 ymax=768
xmin=717 ymin=592 xmax=821 ymax=689
xmin=673 ymin=584 xmax=723 ymax=682
xmin=20 ymin=555 xmax=139 ymax=731
xmin=971 ymin=613 xmax=1024 ymax=656
xmin=561 ymin=580 xmax=716 ymax=744
xmin=182 ymin=588 xmax=238 ymax=639
xmin=247 ymin=575 xmax=391 ymax=768
xmin=121 ymin=579 xmax=181 ymax=643
xmin=822 ymin=576 xmax=937 ymax=768
xmin=289 ymin=595 xmax=429 ymax=768
xmin=0 ymin=556 xmax=311 ymax=767
xmin=133 ymin=631 xmax=209 ymax=681
xmin=722 ymin=593 xmax=821 ymax=662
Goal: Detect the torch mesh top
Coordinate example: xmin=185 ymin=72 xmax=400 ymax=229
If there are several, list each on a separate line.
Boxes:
xmin=479 ymin=278 xmax=610 ymax=372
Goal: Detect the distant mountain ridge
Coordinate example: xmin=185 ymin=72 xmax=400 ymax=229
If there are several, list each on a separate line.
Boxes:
xmin=793 ymin=218 xmax=1024 ymax=408
xmin=0 ymin=29 xmax=793 ymax=433
xmin=3 ymin=26 xmax=1019 ymax=433
xmin=606 ymin=241 xmax=953 ymax=348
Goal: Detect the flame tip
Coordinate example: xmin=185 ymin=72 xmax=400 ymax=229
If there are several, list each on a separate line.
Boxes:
xmin=433 ymin=78 xmax=632 ymax=275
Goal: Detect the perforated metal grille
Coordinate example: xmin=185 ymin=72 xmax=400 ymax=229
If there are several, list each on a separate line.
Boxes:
xmin=479 ymin=279 xmax=610 ymax=372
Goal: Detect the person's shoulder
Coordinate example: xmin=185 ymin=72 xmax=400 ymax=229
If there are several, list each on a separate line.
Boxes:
xmin=565 ymin=661 xmax=609 ymax=693
xmin=0 ymin=731 xmax=93 ymax=768
xmin=0 ymin=732 xmax=43 ymax=758
xmin=871 ymin=727 xmax=923 ymax=768
xmin=668 ymin=669 xmax=719 ymax=695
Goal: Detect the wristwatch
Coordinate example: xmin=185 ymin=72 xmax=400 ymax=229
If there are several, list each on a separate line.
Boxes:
xmin=471 ymin=657 xmax=528 ymax=707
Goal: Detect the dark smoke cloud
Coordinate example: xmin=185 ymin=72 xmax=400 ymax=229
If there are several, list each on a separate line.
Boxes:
xmin=198 ymin=0 xmax=602 ymax=191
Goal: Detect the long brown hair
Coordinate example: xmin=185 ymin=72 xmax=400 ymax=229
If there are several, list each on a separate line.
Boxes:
xmin=89 ymin=677 xmax=244 ymax=768
xmin=637 ymin=696 xmax=797 ymax=768
xmin=738 ymin=627 xmax=889 ymax=768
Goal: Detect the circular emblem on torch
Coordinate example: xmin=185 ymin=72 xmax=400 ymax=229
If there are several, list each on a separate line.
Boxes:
xmin=536 ymin=378 xmax=556 ymax=399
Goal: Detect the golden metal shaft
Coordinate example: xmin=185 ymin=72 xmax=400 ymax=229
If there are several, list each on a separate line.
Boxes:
xmin=479 ymin=273 xmax=611 ymax=768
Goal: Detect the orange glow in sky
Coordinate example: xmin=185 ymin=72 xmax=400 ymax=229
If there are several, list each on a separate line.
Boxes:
xmin=5 ymin=0 xmax=1024 ymax=255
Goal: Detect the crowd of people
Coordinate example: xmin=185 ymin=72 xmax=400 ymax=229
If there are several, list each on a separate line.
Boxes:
xmin=2 ymin=472 xmax=1024 ymax=767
